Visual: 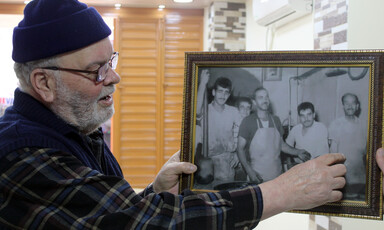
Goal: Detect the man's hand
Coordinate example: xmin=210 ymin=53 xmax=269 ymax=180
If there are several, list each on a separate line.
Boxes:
xmin=200 ymin=69 xmax=210 ymax=86
xmin=153 ymin=151 xmax=197 ymax=195
xmin=247 ymin=169 xmax=263 ymax=184
xmin=259 ymin=153 xmax=346 ymax=220
xmin=376 ymin=148 xmax=384 ymax=191
xmin=297 ymin=149 xmax=311 ymax=162
xmin=229 ymin=152 xmax=240 ymax=169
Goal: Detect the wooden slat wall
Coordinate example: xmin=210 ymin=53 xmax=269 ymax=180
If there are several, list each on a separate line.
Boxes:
xmin=114 ymin=10 xmax=203 ymax=188
xmin=116 ymin=18 xmax=161 ymax=188
xmin=162 ymin=15 xmax=204 ymax=162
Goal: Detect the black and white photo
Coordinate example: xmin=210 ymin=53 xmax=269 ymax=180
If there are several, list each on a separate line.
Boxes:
xmin=180 ymin=51 xmax=383 ymax=219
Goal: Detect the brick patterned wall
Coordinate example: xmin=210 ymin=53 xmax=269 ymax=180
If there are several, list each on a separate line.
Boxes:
xmin=314 ymin=0 xmax=348 ymax=50
xmin=311 ymin=1 xmax=348 ymax=228
xmin=208 ymin=1 xmax=246 ymax=51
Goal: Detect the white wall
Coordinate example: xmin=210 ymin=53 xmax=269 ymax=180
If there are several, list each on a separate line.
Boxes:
xmin=348 ymin=0 xmax=384 ymax=49
xmin=245 ymin=0 xmax=314 ymax=51
xmin=0 ymin=14 xmax=23 ymax=98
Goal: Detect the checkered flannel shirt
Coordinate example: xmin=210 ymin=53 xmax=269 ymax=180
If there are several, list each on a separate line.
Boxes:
xmin=0 ymin=148 xmax=263 ymax=229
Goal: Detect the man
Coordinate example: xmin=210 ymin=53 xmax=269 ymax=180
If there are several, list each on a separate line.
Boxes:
xmin=286 ymin=102 xmax=329 ymax=161
xmin=238 ymin=87 xmax=311 ymax=183
xmin=195 ymin=70 xmax=241 ymax=184
xmin=0 ymin=0 xmax=349 ymax=229
xmin=234 ymin=97 xmax=253 ymax=180
xmin=328 ymin=93 xmax=367 ymax=200
xmin=233 ymin=97 xmax=252 ymax=152
xmin=237 ymin=96 xmax=253 ymax=119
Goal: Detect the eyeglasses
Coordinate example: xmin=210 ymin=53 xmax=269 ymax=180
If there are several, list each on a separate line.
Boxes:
xmin=41 ymin=52 xmax=119 ymax=83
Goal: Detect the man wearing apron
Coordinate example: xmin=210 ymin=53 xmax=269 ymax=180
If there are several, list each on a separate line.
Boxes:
xmin=196 ymin=70 xmax=241 ymax=186
xmin=237 ymin=87 xmax=311 ymax=183
xmin=329 ymin=93 xmax=367 ymax=200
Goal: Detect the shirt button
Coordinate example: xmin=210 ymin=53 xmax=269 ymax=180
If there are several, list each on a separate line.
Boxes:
xmin=243 ymin=227 xmax=249 ymax=230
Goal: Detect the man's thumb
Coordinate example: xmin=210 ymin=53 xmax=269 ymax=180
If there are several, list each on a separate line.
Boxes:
xmin=179 ymin=162 xmax=197 ymax=174
xmin=376 ymin=148 xmax=384 ymax=172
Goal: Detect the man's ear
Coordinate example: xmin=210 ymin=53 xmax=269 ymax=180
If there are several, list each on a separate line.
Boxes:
xmin=29 ymin=68 xmax=56 ymax=103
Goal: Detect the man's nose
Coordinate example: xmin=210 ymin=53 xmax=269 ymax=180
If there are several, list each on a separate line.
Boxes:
xmin=103 ymin=69 xmax=121 ymax=86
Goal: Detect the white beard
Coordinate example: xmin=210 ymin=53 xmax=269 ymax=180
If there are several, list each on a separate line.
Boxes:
xmin=50 ymin=77 xmax=115 ymax=135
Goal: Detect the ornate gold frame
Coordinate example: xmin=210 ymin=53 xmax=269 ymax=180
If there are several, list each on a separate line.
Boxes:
xmin=180 ymin=50 xmax=383 ymax=220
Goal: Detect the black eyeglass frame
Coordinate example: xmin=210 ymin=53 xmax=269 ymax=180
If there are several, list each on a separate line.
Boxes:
xmin=40 ymin=52 xmax=119 ymax=83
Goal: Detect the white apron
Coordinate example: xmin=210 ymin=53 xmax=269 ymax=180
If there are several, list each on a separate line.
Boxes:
xmin=249 ymin=117 xmax=282 ymax=181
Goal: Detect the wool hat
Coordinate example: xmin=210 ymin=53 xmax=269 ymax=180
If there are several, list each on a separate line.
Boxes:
xmin=12 ymin=0 xmax=111 ymax=63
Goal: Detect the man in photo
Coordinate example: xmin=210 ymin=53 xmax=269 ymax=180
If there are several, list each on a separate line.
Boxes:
xmin=328 ymin=93 xmax=367 ymax=200
xmin=237 ymin=87 xmax=311 ymax=183
xmin=195 ymin=69 xmax=241 ymax=184
xmin=233 ymin=96 xmax=253 ymax=181
xmin=285 ymin=102 xmax=329 ymax=163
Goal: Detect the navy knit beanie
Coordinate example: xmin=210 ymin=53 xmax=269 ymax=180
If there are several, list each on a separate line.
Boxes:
xmin=12 ymin=0 xmax=111 ymax=63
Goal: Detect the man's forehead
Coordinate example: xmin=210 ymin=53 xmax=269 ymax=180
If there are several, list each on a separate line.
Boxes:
xmin=58 ymin=38 xmax=113 ymax=67
xmin=255 ymin=89 xmax=268 ymax=97
xmin=239 ymin=101 xmax=251 ymax=107
xmin=343 ymin=95 xmax=357 ymax=103
xmin=216 ymin=86 xmax=230 ymax=91
xmin=299 ymin=108 xmax=313 ymax=115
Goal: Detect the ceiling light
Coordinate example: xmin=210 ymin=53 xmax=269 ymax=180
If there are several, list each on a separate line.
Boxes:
xmin=115 ymin=3 xmax=121 ymax=9
xmin=158 ymin=5 xmax=165 ymax=11
xmin=24 ymin=0 xmax=31 ymax=4
xmin=173 ymin=0 xmax=193 ymax=3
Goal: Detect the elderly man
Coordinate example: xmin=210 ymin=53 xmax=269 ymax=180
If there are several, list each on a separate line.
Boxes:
xmin=0 ymin=0 xmax=349 ymax=229
xmin=286 ymin=102 xmax=329 ymax=161
xmin=328 ymin=93 xmax=367 ymax=200
xmin=237 ymin=87 xmax=311 ymax=183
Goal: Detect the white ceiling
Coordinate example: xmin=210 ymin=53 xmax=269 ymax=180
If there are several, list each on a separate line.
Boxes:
xmin=0 ymin=0 xmax=215 ymax=9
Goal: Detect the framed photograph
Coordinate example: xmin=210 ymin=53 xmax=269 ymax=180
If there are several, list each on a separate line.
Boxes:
xmin=179 ymin=50 xmax=384 ymax=220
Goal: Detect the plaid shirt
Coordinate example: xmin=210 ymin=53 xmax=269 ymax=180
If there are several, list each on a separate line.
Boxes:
xmin=0 ymin=148 xmax=263 ymax=229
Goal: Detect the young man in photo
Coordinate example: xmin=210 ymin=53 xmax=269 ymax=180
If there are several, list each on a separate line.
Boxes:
xmin=285 ymin=102 xmax=329 ymax=162
xmin=195 ymin=69 xmax=241 ymax=183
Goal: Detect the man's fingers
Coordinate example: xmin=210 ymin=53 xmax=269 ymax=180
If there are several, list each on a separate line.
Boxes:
xmin=332 ymin=177 xmax=346 ymax=190
xmin=329 ymin=190 xmax=343 ymax=203
xmin=317 ymin=153 xmax=346 ymax=166
xmin=328 ymin=163 xmax=347 ymax=177
xmin=166 ymin=162 xmax=197 ymax=175
xmin=376 ymin=148 xmax=384 ymax=172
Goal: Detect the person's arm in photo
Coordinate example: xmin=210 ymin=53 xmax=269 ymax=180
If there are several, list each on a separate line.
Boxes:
xmin=320 ymin=124 xmax=330 ymax=154
xmin=285 ymin=128 xmax=295 ymax=148
xmin=237 ymin=136 xmax=263 ymax=183
xmin=281 ymin=141 xmax=311 ymax=162
xmin=196 ymin=69 xmax=210 ymax=118
xmin=278 ymin=118 xmax=310 ymax=162
xmin=328 ymin=122 xmax=338 ymax=153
